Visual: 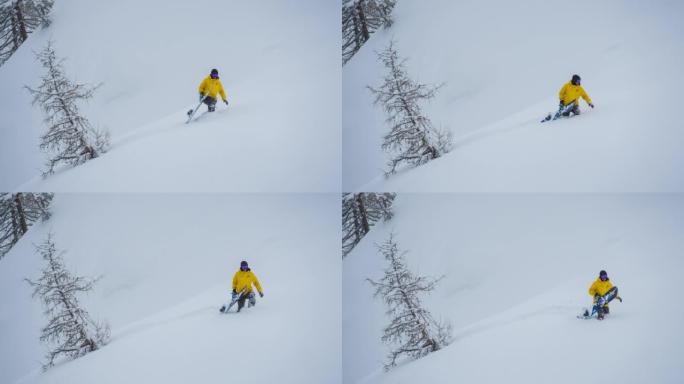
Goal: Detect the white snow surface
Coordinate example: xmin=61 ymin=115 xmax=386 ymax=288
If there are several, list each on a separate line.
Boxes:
xmin=0 ymin=194 xmax=341 ymax=384
xmin=343 ymin=0 xmax=684 ymax=192
xmin=0 ymin=0 xmax=340 ymax=192
xmin=343 ymin=194 xmax=684 ymax=384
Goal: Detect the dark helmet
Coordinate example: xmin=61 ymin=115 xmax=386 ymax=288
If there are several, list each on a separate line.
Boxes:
xmin=210 ymin=68 xmax=219 ymax=79
xmin=599 ymin=270 xmax=608 ymax=280
xmin=240 ymin=260 xmax=249 ymax=271
xmin=571 ymin=74 xmax=581 ymax=85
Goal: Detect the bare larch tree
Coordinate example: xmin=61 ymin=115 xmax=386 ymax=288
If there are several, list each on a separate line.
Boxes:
xmin=368 ymin=234 xmax=452 ymax=369
xmin=25 ymin=234 xmax=110 ymax=369
xmin=0 ymin=192 xmax=53 ymax=258
xmin=342 ymin=0 xmax=395 ymax=65
xmin=0 ymin=0 xmax=53 ymax=66
xmin=368 ymin=41 xmax=452 ymax=175
xmin=25 ymin=41 xmax=109 ymax=176
xmin=342 ymin=192 xmax=396 ymax=257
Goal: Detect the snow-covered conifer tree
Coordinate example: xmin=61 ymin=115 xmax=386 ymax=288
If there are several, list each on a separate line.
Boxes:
xmin=342 ymin=192 xmax=395 ymax=257
xmin=368 ymin=41 xmax=452 ymax=175
xmin=0 ymin=192 xmax=53 ymax=258
xmin=25 ymin=234 xmax=110 ymax=369
xmin=342 ymin=0 xmax=396 ymax=65
xmin=0 ymin=0 xmax=53 ymax=66
xmin=25 ymin=41 xmax=109 ymax=176
xmin=368 ymin=234 xmax=452 ymax=369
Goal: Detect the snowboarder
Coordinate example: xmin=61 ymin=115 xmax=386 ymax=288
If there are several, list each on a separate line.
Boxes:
xmin=220 ymin=260 xmax=264 ymax=313
xmin=543 ymin=74 xmax=594 ymax=121
xmin=587 ymin=270 xmax=622 ymax=320
xmin=197 ymin=68 xmax=228 ymax=113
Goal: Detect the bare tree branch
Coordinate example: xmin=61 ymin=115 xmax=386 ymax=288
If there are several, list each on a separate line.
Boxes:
xmin=25 ymin=41 xmax=109 ymax=176
xmin=342 ymin=193 xmax=396 ymax=257
xmin=368 ymin=41 xmax=452 ymax=175
xmin=368 ymin=234 xmax=452 ymax=369
xmin=25 ymin=234 xmax=109 ymax=369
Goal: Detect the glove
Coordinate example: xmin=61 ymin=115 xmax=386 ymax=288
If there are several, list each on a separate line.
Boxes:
xmin=199 ymin=93 xmax=205 ymax=102
xmin=617 ymin=296 xmax=622 ymax=303
xmin=259 ymin=291 xmax=264 ymax=298
xmin=223 ymin=99 xmax=229 ymax=106
xmin=589 ymin=103 xmax=594 ymax=108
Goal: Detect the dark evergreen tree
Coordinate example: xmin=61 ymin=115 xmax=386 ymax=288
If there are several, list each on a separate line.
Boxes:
xmin=25 ymin=41 xmax=109 ymax=176
xmin=342 ymin=192 xmax=395 ymax=257
xmin=368 ymin=234 xmax=452 ymax=369
xmin=368 ymin=41 xmax=452 ymax=175
xmin=25 ymin=234 xmax=110 ymax=369
xmin=0 ymin=192 xmax=53 ymax=258
xmin=0 ymin=0 xmax=53 ymax=66
xmin=342 ymin=0 xmax=396 ymax=65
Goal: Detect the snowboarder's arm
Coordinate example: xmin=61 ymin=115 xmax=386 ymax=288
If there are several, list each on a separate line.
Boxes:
xmin=219 ymin=82 xmax=227 ymax=102
xmin=198 ymin=78 xmax=207 ymax=95
xmin=580 ymin=86 xmax=593 ymax=105
xmin=559 ymin=83 xmax=568 ymax=103
xmin=588 ymin=281 xmax=597 ymax=296
xmin=252 ymin=273 xmax=263 ymax=294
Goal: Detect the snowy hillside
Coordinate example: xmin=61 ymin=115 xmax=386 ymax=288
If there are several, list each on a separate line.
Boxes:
xmin=343 ymin=0 xmax=684 ymax=192
xmin=343 ymin=194 xmax=684 ymax=383
xmin=0 ymin=0 xmax=340 ymax=192
xmin=0 ymin=194 xmax=341 ymax=384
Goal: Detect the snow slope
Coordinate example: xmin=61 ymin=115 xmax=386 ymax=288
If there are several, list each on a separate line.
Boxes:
xmin=343 ymin=194 xmax=684 ymax=383
xmin=0 ymin=194 xmax=341 ymax=384
xmin=343 ymin=0 xmax=684 ymax=192
xmin=0 ymin=0 xmax=340 ymax=192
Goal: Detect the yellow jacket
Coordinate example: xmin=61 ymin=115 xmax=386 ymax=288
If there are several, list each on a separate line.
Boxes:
xmin=559 ymin=81 xmax=592 ymax=106
xmin=232 ymin=269 xmax=263 ymax=294
xmin=588 ymin=278 xmax=613 ymax=299
xmin=198 ymin=76 xmax=227 ymax=101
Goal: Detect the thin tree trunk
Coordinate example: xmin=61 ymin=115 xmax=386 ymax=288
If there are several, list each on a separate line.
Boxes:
xmin=14 ymin=0 xmax=28 ymax=43
xmin=356 ymin=193 xmax=370 ymax=234
xmin=14 ymin=193 xmax=29 ymax=234
xmin=356 ymin=1 xmax=370 ymax=42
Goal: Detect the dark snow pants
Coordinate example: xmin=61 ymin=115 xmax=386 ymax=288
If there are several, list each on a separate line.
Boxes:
xmin=559 ymin=101 xmax=580 ymax=117
xmin=237 ymin=291 xmax=256 ymax=312
xmin=202 ymin=95 xmax=217 ymax=112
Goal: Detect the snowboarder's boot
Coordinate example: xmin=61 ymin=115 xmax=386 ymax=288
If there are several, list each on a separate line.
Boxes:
xmin=603 ymin=306 xmax=609 ymax=315
xmin=597 ymin=306 xmax=604 ymax=320
xmin=208 ymin=105 xmax=216 ymax=112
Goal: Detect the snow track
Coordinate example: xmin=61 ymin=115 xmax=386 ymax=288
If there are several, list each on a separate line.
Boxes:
xmin=0 ymin=194 xmax=341 ymax=384
xmin=343 ymin=0 xmax=684 ymax=192
xmin=344 ymin=195 xmax=684 ymax=384
xmin=0 ymin=0 xmax=340 ymax=192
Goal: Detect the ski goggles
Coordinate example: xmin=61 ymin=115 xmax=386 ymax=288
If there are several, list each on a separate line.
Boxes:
xmin=240 ymin=265 xmax=249 ymax=271
xmin=210 ymin=73 xmax=219 ymax=79
xmin=599 ymin=275 xmax=608 ymax=281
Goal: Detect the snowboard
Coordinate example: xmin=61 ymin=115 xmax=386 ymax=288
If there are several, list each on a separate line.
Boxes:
xmin=186 ymin=97 xmax=207 ymax=124
xmin=219 ymin=289 xmax=246 ymax=314
xmin=578 ymin=286 xmax=620 ymax=320
xmin=541 ymin=102 xmax=579 ymax=123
